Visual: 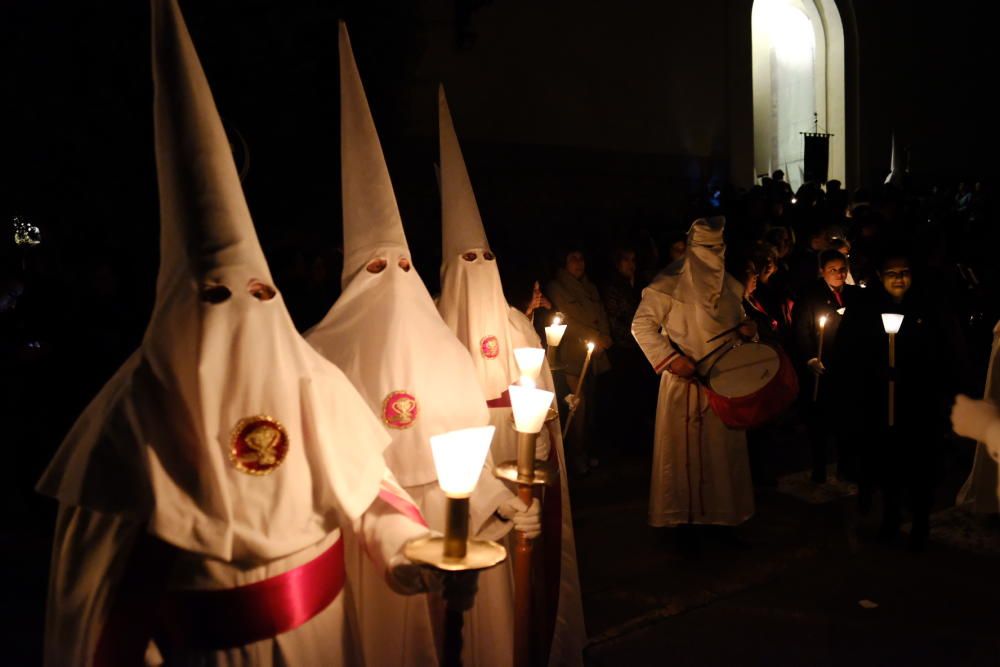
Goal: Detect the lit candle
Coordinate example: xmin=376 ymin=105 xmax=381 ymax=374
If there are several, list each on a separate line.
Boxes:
xmin=562 ymin=341 xmax=596 ymax=439
xmin=429 ymin=425 xmax=496 ymax=559
xmin=513 ymin=347 xmax=545 ymax=385
xmin=545 ymin=315 xmax=567 ymax=347
xmin=573 ymin=341 xmax=596 ymax=398
xmin=881 ymin=313 xmax=904 ymax=427
xmin=813 ymin=315 xmax=828 ymax=402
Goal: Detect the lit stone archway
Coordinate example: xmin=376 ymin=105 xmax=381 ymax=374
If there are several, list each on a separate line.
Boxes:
xmin=752 ymin=0 xmax=846 ymax=189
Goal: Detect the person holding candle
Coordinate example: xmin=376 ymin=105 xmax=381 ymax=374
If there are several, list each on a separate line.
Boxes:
xmin=36 ymin=7 xmax=437 ymax=664
xmin=631 ymin=217 xmax=756 ymax=542
xmin=305 ymin=36 xmax=538 ymax=667
xmin=436 ymin=86 xmax=586 ymax=666
xmin=546 ymin=244 xmax=613 ymax=474
xmin=792 ymin=249 xmax=861 ymax=484
xmin=836 ymin=251 xmax=967 ymax=548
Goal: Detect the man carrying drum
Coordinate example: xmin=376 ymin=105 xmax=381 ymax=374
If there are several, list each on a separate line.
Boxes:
xmin=632 ymin=217 xmax=756 ymax=553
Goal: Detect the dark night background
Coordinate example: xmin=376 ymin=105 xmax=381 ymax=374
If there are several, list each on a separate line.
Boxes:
xmin=1 ymin=0 xmax=994 ymax=293
xmin=1 ymin=1 xmax=997 ymax=664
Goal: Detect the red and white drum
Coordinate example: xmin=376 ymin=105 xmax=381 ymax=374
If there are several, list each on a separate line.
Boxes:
xmin=702 ymin=342 xmax=798 ymax=429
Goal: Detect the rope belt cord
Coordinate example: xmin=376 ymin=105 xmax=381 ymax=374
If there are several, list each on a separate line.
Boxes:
xmin=683 ymin=379 xmax=706 ymax=524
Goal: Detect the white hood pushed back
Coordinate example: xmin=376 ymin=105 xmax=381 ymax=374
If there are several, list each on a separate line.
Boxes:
xmin=37 ymin=0 xmax=389 ymax=563
xmin=307 ymin=25 xmax=490 ymax=488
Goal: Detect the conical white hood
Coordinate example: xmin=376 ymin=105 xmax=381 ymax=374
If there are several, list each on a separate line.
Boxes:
xmin=307 ymin=32 xmax=490 ymax=488
xmin=440 ymin=87 xmax=489 ymax=259
xmin=437 ymin=86 xmax=517 ymax=399
xmin=152 ymin=0 xmax=270 ymax=296
xmin=37 ymin=0 xmax=389 ymax=563
xmin=339 ymin=22 xmax=407 ymax=285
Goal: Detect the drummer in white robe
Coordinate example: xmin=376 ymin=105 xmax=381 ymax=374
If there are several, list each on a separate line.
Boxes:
xmin=437 ymin=87 xmax=587 ymax=667
xmin=305 ymin=28 xmax=539 ymax=667
xmin=36 ymin=3 xmax=432 ymax=664
xmin=631 ymin=217 xmax=755 ymax=528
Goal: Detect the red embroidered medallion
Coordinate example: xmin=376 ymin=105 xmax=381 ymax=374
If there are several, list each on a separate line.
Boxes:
xmin=230 ymin=416 xmax=289 ymax=475
xmin=383 ymin=390 xmax=418 ymax=429
xmin=480 ymin=335 xmax=500 ymax=359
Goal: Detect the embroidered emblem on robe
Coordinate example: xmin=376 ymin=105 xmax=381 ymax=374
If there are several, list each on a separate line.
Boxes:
xmin=383 ymin=390 xmax=418 ymax=429
xmin=230 ymin=416 xmax=289 ymax=475
xmin=480 ymin=335 xmax=500 ymax=359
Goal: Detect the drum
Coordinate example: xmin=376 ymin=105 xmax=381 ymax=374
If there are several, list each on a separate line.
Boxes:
xmin=702 ymin=342 xmax=798 ymax=429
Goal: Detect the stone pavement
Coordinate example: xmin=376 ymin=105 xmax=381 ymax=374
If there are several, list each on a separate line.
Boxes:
xmin=571 ymin=446 xmax=1000 ymax=667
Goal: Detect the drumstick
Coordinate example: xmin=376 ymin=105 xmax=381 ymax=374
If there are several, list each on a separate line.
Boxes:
xmin=705 ymin=322 xmax=745 ymax=344
xmin=695 ymin=339 xmax=734 ymax=366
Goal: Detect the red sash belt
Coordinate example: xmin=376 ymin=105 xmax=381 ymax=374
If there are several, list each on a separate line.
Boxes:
xmin=157 ymin=536 xmax=345 ymax=652
xmin=95 ymin=536 xmax=346 ymax=665
xmin=486 ymin=389 xmax=512 ymax=408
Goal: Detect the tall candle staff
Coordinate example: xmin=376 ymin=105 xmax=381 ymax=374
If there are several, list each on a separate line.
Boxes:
xmin=562 ymin=341 xmax=595 ymax=439
xmin=812 ymin=315 xmax=828 ymax=402
xmin=404 ymin=426 xmax=507 ymax=667
xmin=881 ymin=313 xmax=904 ymax=427
xmin=493 ymin=383 xmax=556 ymax=667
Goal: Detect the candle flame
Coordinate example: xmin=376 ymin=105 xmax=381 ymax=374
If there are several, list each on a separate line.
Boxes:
xmin=586 ymin=341 xmax=595 ymax=352
xmin=819 ymin=315 xmax=828 ymax=328
xmin=552 ymin=316 xmax=561 ymax=326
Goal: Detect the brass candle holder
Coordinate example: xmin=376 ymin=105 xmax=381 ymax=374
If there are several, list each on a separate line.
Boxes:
xmin=492 ymin=383 xmax=556 ymax=667
xmin=404 ymin=426 xmax=508 ymax=667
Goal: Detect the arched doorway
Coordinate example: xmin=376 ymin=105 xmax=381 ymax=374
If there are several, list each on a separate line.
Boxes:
xmin=752 ymin=0 xmax=846 ymax=190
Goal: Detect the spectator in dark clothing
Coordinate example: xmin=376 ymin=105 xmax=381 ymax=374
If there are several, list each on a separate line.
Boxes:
xmin=793 ymin=249 xmax=863 ymax=483
xmin=747 ymin=242 xmax=787 ymax=342
xmin=600 ymin=245 xmax=656 ymax=452
xmin=836 ymin=252 xmax=964 ymax=550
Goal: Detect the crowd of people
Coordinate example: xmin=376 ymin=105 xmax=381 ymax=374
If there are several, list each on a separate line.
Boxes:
xmin=502 ymin=169 xmax=994 ymax=556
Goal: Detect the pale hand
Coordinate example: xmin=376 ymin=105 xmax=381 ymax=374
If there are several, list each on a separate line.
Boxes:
xmin=564 ymin=393 xmax=581 ymax=410
xmin=951 ymin=394 xmax=1000 ymax=442
xmin=666 ymin=355 xmax=696 ymax=378
xmin=498 ymin=497 xmax=542 ymax=539
xmin=807 ymin=357 xmax=826 ymax=376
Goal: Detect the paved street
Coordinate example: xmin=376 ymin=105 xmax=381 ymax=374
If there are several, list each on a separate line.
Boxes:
xmin=573 ymin=437 xmax=1000 ymax=667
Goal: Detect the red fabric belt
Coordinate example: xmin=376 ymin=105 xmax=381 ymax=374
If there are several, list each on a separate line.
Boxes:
xmin=156 ymin=536 xmax=345 ymax=652
xmin=94 ymin=535 xmax=346 ymax=665
xmin=486 ymin=389 xmax=512 ymax=408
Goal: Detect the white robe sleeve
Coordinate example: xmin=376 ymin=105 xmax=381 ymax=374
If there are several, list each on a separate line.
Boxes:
xmin=470 ymin=463 xmax=516 ymax=542
xmin=354 ymin=474 xmax=432 ymax=576
xmin=631 ymin=286 xmax=678 ymax=374
xmin=44 ymin=504 xmax=143 ymax=667
xmin=983 ymin=421 xmax=1000 ymax=464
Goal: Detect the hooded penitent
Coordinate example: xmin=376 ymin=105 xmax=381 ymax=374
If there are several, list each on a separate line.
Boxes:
xmin=305 ymin=27 xmax=515 ymax=667
xmin=37 ymin=0 xmax=389 ymax=564
xmin=437 ymin=88 xmax=519 ymax=402
xmin=307 ymin=24 xmax=492 ymax=493
xmin=438 ymin=86 xmax=587 ymax=667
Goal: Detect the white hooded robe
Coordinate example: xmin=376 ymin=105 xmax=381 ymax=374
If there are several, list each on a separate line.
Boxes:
xmin=36 ymin=3 xmax=425 ymax=664
xmin=305 ymin=27 xmax=515 ymax=667
xmin=631 ymin=218 xmax=755 ymax=527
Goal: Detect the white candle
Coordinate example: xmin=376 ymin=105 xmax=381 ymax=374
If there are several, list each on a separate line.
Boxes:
xmin=545 ymin=315 xmax=567 ymax=347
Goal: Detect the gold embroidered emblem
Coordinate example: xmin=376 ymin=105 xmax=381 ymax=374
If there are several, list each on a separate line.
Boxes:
xmin=383 ymin=390 xmax=418 ymax=429
xmin=230 ymin=416 xmax=289 ymax=475
xmin=480 ymin=335 xmax=500 ymax=359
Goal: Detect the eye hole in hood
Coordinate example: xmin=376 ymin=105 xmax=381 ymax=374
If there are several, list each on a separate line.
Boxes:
xmin=200 ymin=284 xmax=232 ymax=304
